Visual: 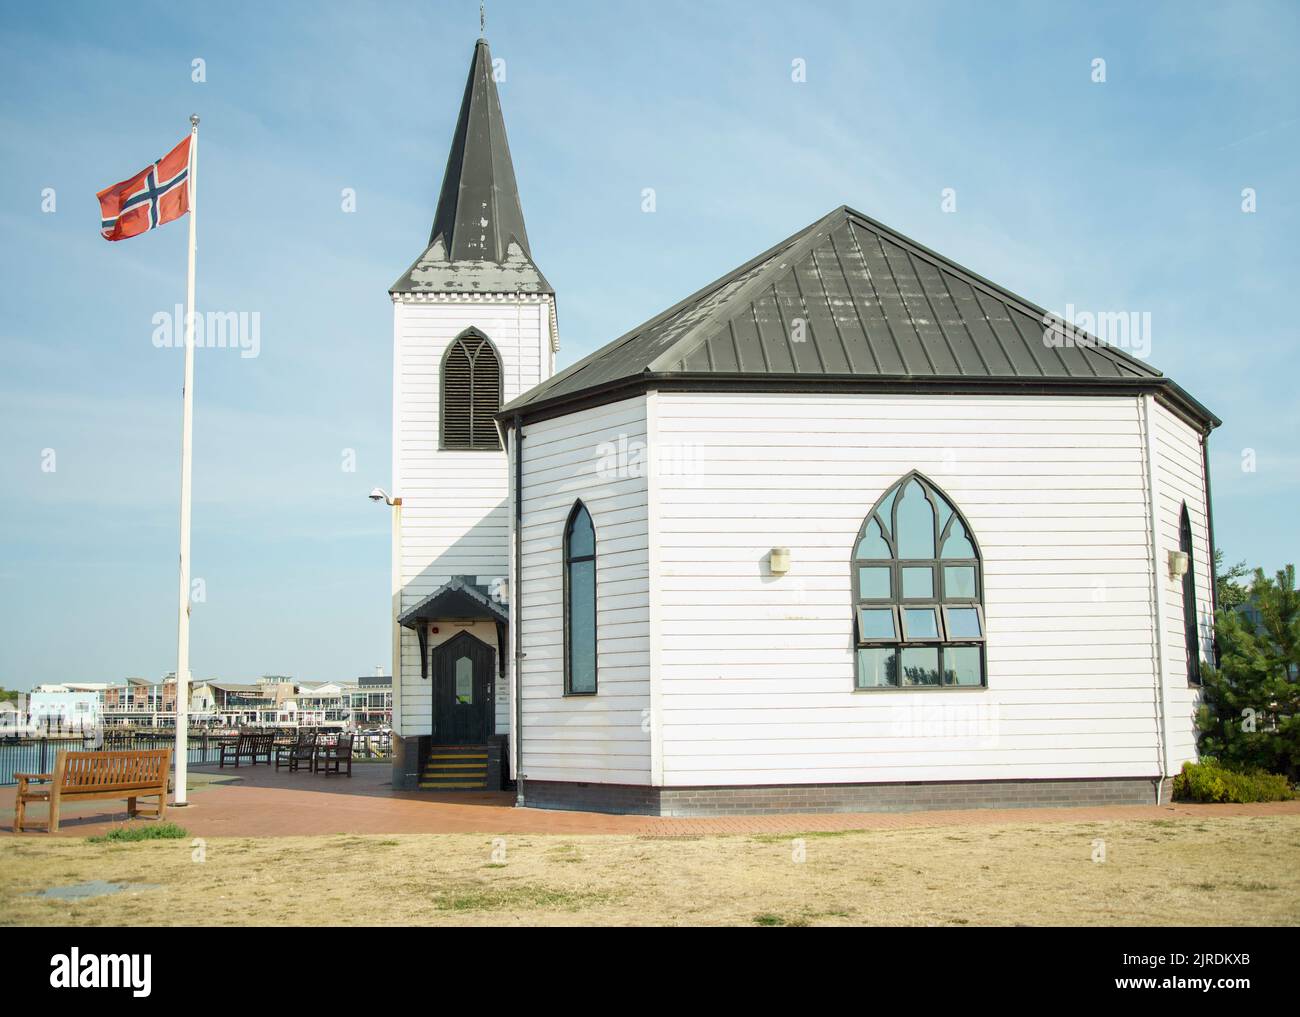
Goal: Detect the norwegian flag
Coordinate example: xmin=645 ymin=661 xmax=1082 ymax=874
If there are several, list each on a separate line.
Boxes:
xmin=97 ymin=135 xmax=192 ymax=241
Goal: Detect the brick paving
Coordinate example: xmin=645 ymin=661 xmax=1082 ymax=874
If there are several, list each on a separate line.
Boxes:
xmin=3 ymin=763 xmax=1297 ymax=838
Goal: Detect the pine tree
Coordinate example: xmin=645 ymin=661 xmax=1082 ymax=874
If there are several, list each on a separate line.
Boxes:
xmin=1197 ymin=564 xmax=1300 ymax=779
xmin=1213 ymin=549 xmax=1251 ymax=611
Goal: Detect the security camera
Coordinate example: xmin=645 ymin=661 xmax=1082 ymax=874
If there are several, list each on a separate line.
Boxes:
xmin=368 ymin=488 xmax=388 ymax=503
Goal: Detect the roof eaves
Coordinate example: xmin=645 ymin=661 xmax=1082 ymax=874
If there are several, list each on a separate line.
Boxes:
xmin=499 ymin=368 xmax=1218 ymax=431
xmin=390 ymin=242 xmax=554 ymax=296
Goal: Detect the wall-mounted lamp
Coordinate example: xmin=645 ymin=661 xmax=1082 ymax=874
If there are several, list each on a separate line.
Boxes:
xmin=1168 ymin=550 xmax=1189 ymax=580
xmin=769 ymin=547 xmax=791 ymax=575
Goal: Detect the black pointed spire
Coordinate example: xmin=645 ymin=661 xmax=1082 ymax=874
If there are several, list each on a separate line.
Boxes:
xmin=392 ymin=37 xmax=549 ymax=294
xmin=431 ymin=37 xmax=530 ymax=262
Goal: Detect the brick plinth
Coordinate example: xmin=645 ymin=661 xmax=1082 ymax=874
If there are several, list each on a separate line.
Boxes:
xmin=522 ymin=776 xmax=1164 ymax=816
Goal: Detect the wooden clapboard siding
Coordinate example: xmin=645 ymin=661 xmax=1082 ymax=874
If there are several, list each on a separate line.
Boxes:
xmin=517 ymin=396 xmax=652 ymax=784
xmin=652 ymin=390 xmax=1168 ymax=787
xmin=394 ymin=298 xmax=551 ymax=738
xmin=1152 ymin=402 xmax=1212 ymax=769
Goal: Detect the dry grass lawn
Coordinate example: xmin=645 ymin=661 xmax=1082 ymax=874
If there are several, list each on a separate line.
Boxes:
xmin=2 ymin=815 xmax=1297 ymax=926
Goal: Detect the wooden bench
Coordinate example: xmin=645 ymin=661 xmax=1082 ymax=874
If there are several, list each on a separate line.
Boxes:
xmin=14 ymin=749 xmax=171 ymax=834
xmin=218 ymin=731 xmax=274 ymax=767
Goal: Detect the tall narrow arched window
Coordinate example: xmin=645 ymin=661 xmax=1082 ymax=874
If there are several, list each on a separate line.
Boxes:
xmin=1180 ymin=504 xmax=1201 ymax=686
xmin=852 ymin=472 xmax=986 ymax=689
xmin=564 ymin=501 xmax=597 ymax=695
xmin=441 ymin=329 xmax=502 ymax=450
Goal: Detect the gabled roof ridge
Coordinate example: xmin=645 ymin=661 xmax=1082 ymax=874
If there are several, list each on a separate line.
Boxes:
xmin=645 ymin=207 xmax=848 ymax=373
xmin=502 ymin=210 xmax=832 ymax=411
xmin=839 ymin=206 xmax=1161 ymax=380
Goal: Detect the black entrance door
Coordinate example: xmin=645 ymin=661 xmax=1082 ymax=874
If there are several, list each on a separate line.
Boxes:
xmin=431 ymin=631 xmax=493 ymax=745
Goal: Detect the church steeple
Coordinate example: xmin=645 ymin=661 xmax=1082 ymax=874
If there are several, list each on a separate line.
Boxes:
xmin=431 ymin=36 xmax=530 ymax=261
xmin=391 ymin=37 xmax=551 ymax=294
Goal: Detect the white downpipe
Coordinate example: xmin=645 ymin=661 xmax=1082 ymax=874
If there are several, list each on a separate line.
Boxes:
xmin=1142 ymin=394 xmax=1172 ymax=798
xmin=391 ymin=301 xmax=404 ymax=739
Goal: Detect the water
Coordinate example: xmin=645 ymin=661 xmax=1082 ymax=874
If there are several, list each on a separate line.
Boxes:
xmin=29 ymin=880 xmax=161 ymax=900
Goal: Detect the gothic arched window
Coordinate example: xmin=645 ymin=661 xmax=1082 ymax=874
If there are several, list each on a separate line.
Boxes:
xmin=441 ymin=329 xmax=502 ymax=450
xmin=564 ymin=501 xmax=597 ymax=695
xmin=1180 ymin=503 xmax=1201 ymax=686
xmin=852 ymin=472 xmax=986 ymax=689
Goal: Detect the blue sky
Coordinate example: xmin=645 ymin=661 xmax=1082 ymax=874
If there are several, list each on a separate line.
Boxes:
xmin=1 ymin=0 xmax=1296 ymax=689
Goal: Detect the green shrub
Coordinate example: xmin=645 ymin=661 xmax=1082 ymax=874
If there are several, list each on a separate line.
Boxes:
xmin=87 ymin=822 xmax=189 ymax=843
xmin=1196 ymin=564 xmax=1300 ymax=780
xmin=1172 ymin=759 xmax=1295 ymax=804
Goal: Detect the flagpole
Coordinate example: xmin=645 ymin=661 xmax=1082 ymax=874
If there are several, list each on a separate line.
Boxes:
xmin=174 ymin=113 xmax=199 ymax=807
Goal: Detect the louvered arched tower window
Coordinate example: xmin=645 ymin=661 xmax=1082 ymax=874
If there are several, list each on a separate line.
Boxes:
xmin=852 ymin=472 xmax=986 ymax=689
xmin=441 ymin=329 xmax=502 ymax=450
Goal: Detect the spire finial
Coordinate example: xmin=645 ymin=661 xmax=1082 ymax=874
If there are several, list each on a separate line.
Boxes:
xmin=480 ymin=1 xmax=485 ymax=34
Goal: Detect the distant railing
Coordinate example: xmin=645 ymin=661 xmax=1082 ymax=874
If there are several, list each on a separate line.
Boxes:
xmin=0 ymin=737 xmax=84 ymax=786
xmin=0 ymin=725 xmax=392 ymax=785
xmin=0 ymin=730 xmax=229 ymax=786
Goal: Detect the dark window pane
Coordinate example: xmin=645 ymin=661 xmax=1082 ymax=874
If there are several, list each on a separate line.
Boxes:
xmin=945 ymin=607 xmax=983 ymax=639
xmin=901 ymin=566 xmax=934 ymax=598
xmin=455 ymin=656 xmax=473 ymax=704
xmin=1181 ymin=508 xmax=1200 ymax=685
xmin=856 ymin=647 xmax=898 ymax=688
xmin=858 ymin=566 xmax=890 ymax=599
xmin=567 ymin=505 xmax=595 ymax=558
xmin=903 ymin=607 xmax=940 ymax=640
xmin=901 ymin=646 xmax=941 ymax=686
xmin=857 ymin=608 xmax=898 ymax=641
xmin=896 ymin=481 xmax=935 ymax=558
xmin=567 ymin=559 xmax=596 ymax=693
xmin=943 ymin=565 xmax=977 ymax=599
xmin=944 ymin=646 xmax=983 ymax=686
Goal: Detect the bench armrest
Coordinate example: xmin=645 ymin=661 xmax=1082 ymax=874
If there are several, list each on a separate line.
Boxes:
xmin=13 ymin=772 xmax=52 ymax=782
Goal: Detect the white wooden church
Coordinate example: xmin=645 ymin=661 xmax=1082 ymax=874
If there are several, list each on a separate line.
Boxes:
xmin=384 ymin=37 xmax=1219 ymax=814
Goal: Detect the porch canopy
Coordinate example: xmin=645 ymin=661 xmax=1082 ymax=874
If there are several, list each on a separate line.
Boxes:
xmin=397 ymin=575 xmax=508 ymax=680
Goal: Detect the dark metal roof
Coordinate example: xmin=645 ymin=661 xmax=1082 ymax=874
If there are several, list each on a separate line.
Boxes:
xmin=391 ymin=38 xmax=551 ymax=295
xmin=397 ymin=575 xmax=507 ymax=630
xmin=502 ymin=206 xmax=1216 ymax=428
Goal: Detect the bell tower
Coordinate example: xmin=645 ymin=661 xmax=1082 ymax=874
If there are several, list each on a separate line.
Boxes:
xmin=387 ymin=35 xmax=557 ymax=787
